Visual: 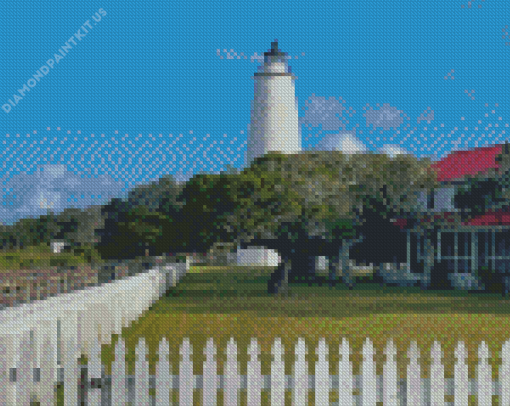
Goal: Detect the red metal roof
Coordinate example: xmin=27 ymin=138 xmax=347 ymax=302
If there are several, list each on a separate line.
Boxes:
xmin=431 ymin=144 xmax=503 ymax=182
xmin=462 ymin=209 xmax=510 ymax=226
xmin=391 ymin=218 xmax=408 ymax=229
xmin=388 ymin=144 xmax=509 ymax=229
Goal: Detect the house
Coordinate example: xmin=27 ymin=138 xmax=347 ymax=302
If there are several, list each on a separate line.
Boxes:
xmin=196 ymin=242 xmax=281 ymax=267
xmin=236 ymin=245 xmax=281 ymax=267
xmin=383 ymin=142 xmax=510 ymax=290
xmin=50 ymin=240 xmax=70 ymax=254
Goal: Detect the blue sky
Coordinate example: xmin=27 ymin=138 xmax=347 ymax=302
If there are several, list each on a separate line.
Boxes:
xmin=0 ymin=0 xmax=509 ymax=225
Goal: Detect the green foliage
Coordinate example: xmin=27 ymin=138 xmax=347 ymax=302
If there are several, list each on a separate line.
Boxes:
xmin=0 ymin=150 xmax=441 ymax=264
xmin=220 ymin=151 xmax=436 ymax=246
xmin=126 ymin=173 xmax=185 ymax=214
xmin=175 ymin=173 xmax=241 ymax=252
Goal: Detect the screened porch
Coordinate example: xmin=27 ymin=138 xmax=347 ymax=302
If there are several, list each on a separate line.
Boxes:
xmin=406 ymin=227 xmax=510 ymax=274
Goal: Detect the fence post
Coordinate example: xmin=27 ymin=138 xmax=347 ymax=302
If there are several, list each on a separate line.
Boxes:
xmin=97 ymin=284 xmax=118 ymax=346
xmin=476 ymin=341 xmax=492 ymax=406
xmin=247 ymin=338 xmax=262 ymax=406
xmin=501 ymin=340 xmax=510 ymax=406
xmin=111 ymin=338 xmax=127 ymax=406
xmin=80 ymin=297 xmax=101 ymax=358
xmin=179 ymin=338 xmax=193 ymax=406
xmin=315 ymin=338 xmax=329 ymax=405
xmin=110 ymin=280 xmax=125 ymax=336
xmin=271 ymin=337 xmax=285 ymax=406
xmin=430 ymin=340 xmax=445 ymax=406
xmin=383 ymin=339 xmax=398 ymax=406
xmin=63 ymin=335 xmax=80 ymax=406
xmin=454 ymin=341 xmax=468 ymax=406
xmin=0 ymin=326 xmax=27 ymax=405
xmin=88 ymin=334 xmax=102 ymax=406
xmin=134 ymin=337 xmax=150 ymax=406
xmin=155 ymin=337 xmax=171 ymax=406
xmin=16 ymin=329 xmax=33 ymax=406
xmin=35 ymin=315 xmax=58 ymax=406
xmin=338 ymin=338 xmax=354 ymax=406
xmin=203 ymin=338 xmax=218 ymax=406
xmin=224 ymin=337 xmax=240 ymax=406
xmin=406 ymin=341 xmax=422 ymax=406
xmin=362 ymin=337 xmax=376 ymax=406
xmin=0 ymin=333 xmax=8 ymax=406
xmin=292 ymin=337 xmax=308 ymax=406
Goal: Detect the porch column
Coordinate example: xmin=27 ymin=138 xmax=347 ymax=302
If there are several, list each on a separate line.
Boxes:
xmin=504 ymin=233 xmax=507 ymax=274
xmin=407 ymin=230 xmax=411 ymax=271
xmin=454 ymin=231 xmax=458 ymax=274
xmin=437 ymin=231 xmax=441 ymax=262
xmin=471 ymin=232 xmax=477 ymax=273
xmin=493 ymin=230 xmax=496 ymax=270
xmin=417 ymin=232 xmax=421 ymax=262
xmin=423 ymin=231 xmax=433 ymax=288
xmin=485 ymin=231 xmax=489 ymax=267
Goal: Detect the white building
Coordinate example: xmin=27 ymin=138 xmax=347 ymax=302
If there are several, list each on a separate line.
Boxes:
xmin=236 ymin=245 xmax=280 ymax=267
xmin=50 ymin=240 xmax=69 ymax=254
xmin=246 ymin=40 xmax=301 ymax=165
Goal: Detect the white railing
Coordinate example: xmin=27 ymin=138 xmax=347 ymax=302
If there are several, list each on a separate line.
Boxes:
xmin=0 ymin=264 xmax=187 ymax=406
xmin=3 ymin=335 xmax=510 ymax=405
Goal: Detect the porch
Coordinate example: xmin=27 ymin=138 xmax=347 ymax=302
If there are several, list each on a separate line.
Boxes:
xmin=407 ymin=227 xmax=510 ymax=274
xmin=405 ymin=226 xmax=510 ymax=290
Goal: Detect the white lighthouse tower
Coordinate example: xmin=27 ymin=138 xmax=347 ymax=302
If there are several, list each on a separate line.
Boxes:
xmin=246 ymin=40 xmax=301 ymax=165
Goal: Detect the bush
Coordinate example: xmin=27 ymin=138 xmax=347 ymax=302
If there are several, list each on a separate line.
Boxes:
xmin=475 ymin=266 xmax=505 ymax=294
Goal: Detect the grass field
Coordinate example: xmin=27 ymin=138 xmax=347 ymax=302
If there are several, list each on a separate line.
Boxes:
xmin=0 ymin=242 xmax=102 ymax=271
xmin=34 ymin=264 xmax=510 ymax=405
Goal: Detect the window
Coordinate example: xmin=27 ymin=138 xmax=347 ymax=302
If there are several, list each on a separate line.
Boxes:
xmin=439 ymin=231 xmax=472 ymax=272
xmin=434 ymin=186 xmax=456 ymax=211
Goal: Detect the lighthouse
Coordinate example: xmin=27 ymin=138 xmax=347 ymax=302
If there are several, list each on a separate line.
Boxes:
xmin=246 ymin=40 xmax=301 ymax=165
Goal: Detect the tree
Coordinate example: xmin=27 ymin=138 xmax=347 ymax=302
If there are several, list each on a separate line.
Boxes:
xmin=126 ymin=174 xmax=185 ymax=214
xmin=7 ymin=214 xmax=58 ymax=249
xmin=172 ymin=172 xmax=242 ymax=254
xmin=220 ymin=151 xmax=438 ymax=294
xmin=218 ymin=152 xmax=356 ymax=293
xmin=94 ymin=198 xmax=145 ymax=260
xmin=93 ymin=174 xmax=189 ymax=260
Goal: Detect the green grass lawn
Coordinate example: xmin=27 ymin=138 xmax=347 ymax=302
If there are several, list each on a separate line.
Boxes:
xmin=0 ymin=242 xmax=102 ymax=271
xmin=34 ymin=265 xmax=510 ymax=405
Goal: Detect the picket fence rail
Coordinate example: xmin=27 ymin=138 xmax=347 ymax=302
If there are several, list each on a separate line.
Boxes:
xmin=3 ymin=335 xmax=510 ymax=405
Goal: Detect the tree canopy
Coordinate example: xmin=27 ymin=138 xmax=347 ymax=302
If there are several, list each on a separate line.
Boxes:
xmin=221 ymin=151 xmax=438 ymax=247
xmin=0 ymin=151 xmax=439 ymax=280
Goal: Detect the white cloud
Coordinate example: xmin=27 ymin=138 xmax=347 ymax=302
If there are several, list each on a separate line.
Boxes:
xmin=300 ymin=95 xmax=351 ymax=132
xmin=0 ymin=164 xmax=126 ymax=225
xmin=364 ymin=104 xmax=405 ymax=131
xmin=216 ymin=46 xmax=304 ymax=63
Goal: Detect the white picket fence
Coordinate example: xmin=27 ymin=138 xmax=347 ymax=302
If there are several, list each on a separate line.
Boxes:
xmin=0 ymin=264 xmax=187 ymax=406
xmin=3 ymin=335 xmax=510 ymax=405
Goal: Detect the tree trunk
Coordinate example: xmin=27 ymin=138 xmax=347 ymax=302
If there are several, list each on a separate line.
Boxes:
xmin=288 ymin=253 xmax=317 ymax=285
xmin=338 ymin=236 xmax=364 ymax=290
xmin=328 ymin=254 xmax=340 ymax=288
xmin=341 ymin=257 xmax=355 ymax=289
xmin=376 ymin=263 xmax=386 ymax=287
xmin=267 ymin=256 xmax=291 ymax=294
xmin=265 ymin=236 xmax=363 ymax=294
